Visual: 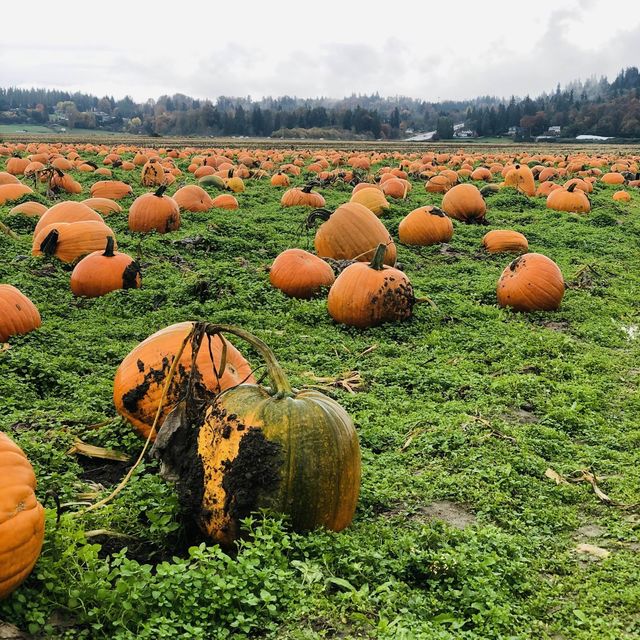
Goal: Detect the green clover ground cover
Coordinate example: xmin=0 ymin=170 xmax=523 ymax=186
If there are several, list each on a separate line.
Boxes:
xmin=0 ymin=150 xmax=639 ymax=639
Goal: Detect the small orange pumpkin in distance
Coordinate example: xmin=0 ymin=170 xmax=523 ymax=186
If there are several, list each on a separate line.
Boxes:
xmin=613 ymin=191 xmax=631 ymax=202
xmin=113 ymin=322 xmax=256 ymax=439
xmin=398 ymin=206 xmax=453 ymax=246
xmin=173 ymin=185 xmax=213 ymax=212
xmin=212 ymin=194 xmax=239 ymax=210
xmin=128 ymin=186 xmax=181 ymax=234
xmin=71 ymin=237 xmax=141 ymax=298
xmin=0 ymin=285 xmax=41 ymax=343
xmin=90 ymin=180 xmax=133 ymax=200
xmin=327 ymin=243 xmax=415 ymax=328
xmin=497 ymin=253 xmax=564 ymax=311
xmin=441 ymin=183 xmax=486 ymax=223
xmin=482 ymin=230 xmax=528 ymax=254
xmin=0 ymin=431 xmax=45 ymax=599
xmin=270 ymin=249 xmax=335 ymax=298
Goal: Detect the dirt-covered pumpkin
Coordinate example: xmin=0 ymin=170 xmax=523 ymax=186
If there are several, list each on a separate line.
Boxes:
xmin=128 ymin=186 xmax=180 ymax=234
xmin=398 ymin=206 xmax=453 ymax=246
xmin=70 ymin=237 xmax=141 ymax=297
xmin=309 ymin=203 xmax=396 ymax=266
xmin=150 ymin=324 xmax=360 ymax=547
xmin=141 ymin=158 xmax=166 ymax=187
xmin=482 ymin=230 xmax=528 ymax=254
xmin=441 ymin=183 xmax=486 ymax=223
xmin=113 ymin=322 xmax=255 ymax=439
xmin=497 ymin=253 xmax=564 ymax=311
xmin=327 ymin=243 xmax=415 ymax=328
xmin=0 ymin=431 xmax=45 ymax=599
xmin=270 ymin=249 xmax=335 ymax=298
xmin=0 ymin=285 xmax=41 ymax=343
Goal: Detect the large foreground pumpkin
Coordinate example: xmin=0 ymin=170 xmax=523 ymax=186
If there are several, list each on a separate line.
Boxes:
xmin=0 ymin=431 xmax=45 ymax=599
xmin=114 ymin=322 xmax=255 ymax=439
xmin=151 ymin=324 xmax=361 ymax=547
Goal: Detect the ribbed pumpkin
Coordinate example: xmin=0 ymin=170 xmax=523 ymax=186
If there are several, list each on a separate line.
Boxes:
xmin=0 ymin=431 xmax=45 ymax=599
xmin=128 ymin=186 xmax=180 ymax=234
xmin=70 ymin=237 xmax=141 ymax=297
xmin=0 ymin=172 xmax=21 ymax=185
xmin=482 ymin=230 xmax=528 ymax=253
xmin=113 ymin=322 xmax=255 ymax=439
xmin=150 ymin=324 xmax=360 ymax=547
xmin=6 ymin=157 xmax=30 ymax=175
xmin=309 ymin=203 xmax=396 ymax=266
xmin=32 ymin=221 xmax=116 ymax=263
xmin=89 ymin=180 xmax=133 ymax=200
xmin=270 ymin=249 xmax=335 ymax=298
xmin=497 ymin=253 xmax=564 ymax=311
xmin=350 ymin=187 xmax=390 ymax=216
xmin=546 ymin=183 xmax=590 ymax=213
xmin=35 ymin=201 xmax=103 ymax=236
xmin=425 ymin=175 xmax=451 ymax=193
xmin=327 ymin=243 xmax=414 ymax=328
xmin=0 ymin=285 xmax=41 ymax=343
xmin=172 ymin=185 xmax=213 ymax=212
xmin=281 ymin=185 xmax=326 ymax=207
xmin=141 ymin=158 xmax=166 ymax=186
xmin=398 ymin=206 xmax=453 ymax=245
xmin=51 ymin=171 xmax=82 ymax=194
xmin=270 ymin=172 xmax=290 ymax=187
xmin=441 ymin=184 xmax=486 ymax=223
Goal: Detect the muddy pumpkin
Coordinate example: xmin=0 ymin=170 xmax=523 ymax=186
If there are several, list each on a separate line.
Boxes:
xmin=151 ymin=324 xmax=361 ymax=547
xmin=327 ymin=243 xmax=415 ymax=328
xmin=113 ymin=322 xmax=255 ymax=440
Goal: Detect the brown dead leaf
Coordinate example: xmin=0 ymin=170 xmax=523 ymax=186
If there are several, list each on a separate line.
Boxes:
xmin=401 ymin=428 xmax=425 ymax=452
xmin=574 ymin=544 xmax=610 ymax=559
xmin=67 ymin=440 xmax=130 ymax=462
xmin=305 ymin=370 xmax=364 ymax=394
xmin=545 ymin=468 xmax=570 ymax=485
xmin=0 ymin=343 xmax=11 ymax=353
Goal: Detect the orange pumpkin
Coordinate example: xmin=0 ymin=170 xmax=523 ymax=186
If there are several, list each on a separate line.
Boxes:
xmin=0 ymin=285 xmax=41 ymax=343
xmin=113 ymin=322 xmax=256 ymax=439
xmin=0 ymin=431 xmax=45 ymax=599
xmin=349 ymin=187 xmax=390 ymax=216
xmin=211 ymin=194 xmax=239 ymax=209
xmin=497 ymin=253 xmax=564 ymax=311
xmin=32 ymin=221 xmax=116 ymax=263
xmin=546 ymin=183 xmax=590 ymax=213
xmin=441 ymin=184 xmax=486 ymax=223
xmin=128 ymin=187 xmax=181 ymax=234
xmin=310 ymin=203 xmax=396 ymax=265
xmin=281 ymin=185 xmax=326 ymax=207
xmin=90 ymin=180 xmax=133 ymax=200
xmin=141 ymin=158 xmax=166 ymax=186
xmin=327 ymin=244 xmax=415 ymax=328
xmin=270 ymin=249 xmax=335 ymax=298
xmin=482 ymin=230 xmax=528 ymax=253
xmin=173 ymin=185 xmax=213 ymax=212
xmin=35 ymin=201 xmax=103 ymax=236
xmin=398 ymin=206 xmax=453 ymax=245
xmin=0 ymin=184 xmax=33 ymax=205
xmin=70 ymin=237 xmax=141 ymax=297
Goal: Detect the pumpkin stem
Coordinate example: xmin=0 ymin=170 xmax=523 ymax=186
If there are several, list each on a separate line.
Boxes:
xmin=429 ymin=206 xmax=446 ymax=218
xmin=154 ymin=185 xmax=168 ymax=198
xmin=567 ymin=183 xmax=577 ymax=193
xmin=369 ymin=243 xmax=387 ymax=271
xmin=305 ymin=208 xmax=332 ymax=229
xmin=202 ymin=323 xmax=293 ymax=397
xmin=40 ymin=229 xmax=59 ymax=255
xmin=103 ymin=236 xmax=116 ymax=257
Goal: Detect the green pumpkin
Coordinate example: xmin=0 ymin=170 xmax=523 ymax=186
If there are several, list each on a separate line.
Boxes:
xmin=198 ymin=175 xmax=226 ymax=189
xmin=153 ymin=324 xmax=361 ymax=547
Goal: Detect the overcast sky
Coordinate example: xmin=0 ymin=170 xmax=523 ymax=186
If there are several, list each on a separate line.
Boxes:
xmin=1 ymin=0 xmax=639 ymax=103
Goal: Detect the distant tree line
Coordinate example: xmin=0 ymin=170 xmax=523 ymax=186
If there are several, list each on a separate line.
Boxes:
xmin=1 ymin=67 xmax=639 ymax=138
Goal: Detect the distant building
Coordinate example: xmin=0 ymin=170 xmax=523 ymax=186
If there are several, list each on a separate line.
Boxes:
xmin=575 ymin=134 xmax=613 ymax=141
xmin=548 ymin=126 xmax=562 ymax=135
xmin=454 ymin=129 xmax=476 ymax=138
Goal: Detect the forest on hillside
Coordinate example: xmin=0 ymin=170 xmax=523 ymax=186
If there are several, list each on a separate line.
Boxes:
xmin=1 ymin=67 xmax=639 ymax=139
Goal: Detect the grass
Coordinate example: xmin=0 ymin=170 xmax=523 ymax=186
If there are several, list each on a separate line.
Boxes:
xmin=0 ymin=152 xmax=639 ymax=639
